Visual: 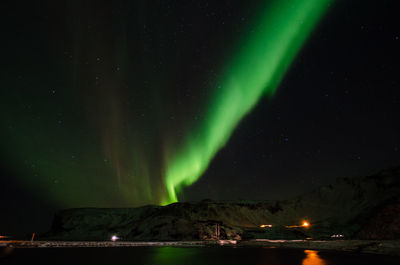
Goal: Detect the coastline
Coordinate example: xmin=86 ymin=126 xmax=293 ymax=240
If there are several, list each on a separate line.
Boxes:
xmin=1 ymin=239 xmax=399 ymax=256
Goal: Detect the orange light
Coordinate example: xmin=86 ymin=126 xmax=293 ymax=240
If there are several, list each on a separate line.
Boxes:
xmin=302 ymin=250 xmax=326 ymax=265
xmin=285 ymin=221 xmax=311 ymax=229
xmin=260 ymin=224 xmax=272 ymax=228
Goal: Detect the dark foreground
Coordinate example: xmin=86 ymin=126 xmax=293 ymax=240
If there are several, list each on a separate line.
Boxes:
xmin=1 ymin=246 xmax=400 ymax=265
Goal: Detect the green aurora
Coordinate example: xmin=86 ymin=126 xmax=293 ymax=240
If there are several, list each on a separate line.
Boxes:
xmin=163 ymin=0 xmax=332 ymax=204
xmin=1 ymin=0 xmax=332 ymax=207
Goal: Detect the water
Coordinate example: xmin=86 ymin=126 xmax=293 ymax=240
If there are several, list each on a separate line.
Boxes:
xmin=1 ymin=247 xmax=399 ymax=265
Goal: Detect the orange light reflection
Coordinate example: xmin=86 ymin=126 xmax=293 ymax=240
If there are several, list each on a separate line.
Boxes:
xmin=302 ymin=250 xmax=326 ymax=265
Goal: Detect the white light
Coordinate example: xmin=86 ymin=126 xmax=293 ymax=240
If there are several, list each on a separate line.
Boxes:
xmin=111 ymin=235 xmax=120 ymax=241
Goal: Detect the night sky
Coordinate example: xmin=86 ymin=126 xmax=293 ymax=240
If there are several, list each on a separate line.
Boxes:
xmin=1 ymin=0 xmax=399 ymax=236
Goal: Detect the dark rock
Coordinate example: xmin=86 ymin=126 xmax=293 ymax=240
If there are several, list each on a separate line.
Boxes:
xmin=358 ymin=203 xmax=400 ymax=239
xmin=45 ymin=166 xmax=400 ymax=241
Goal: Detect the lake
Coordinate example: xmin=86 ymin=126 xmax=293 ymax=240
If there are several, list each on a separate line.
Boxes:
xmin=1 ymin=246 xmax=400 ymax=265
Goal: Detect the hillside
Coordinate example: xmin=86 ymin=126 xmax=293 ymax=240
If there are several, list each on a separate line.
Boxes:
xmin=45 ymin=167 xmax=400 ymax=241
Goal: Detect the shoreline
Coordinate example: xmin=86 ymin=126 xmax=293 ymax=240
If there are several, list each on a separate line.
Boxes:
xmin=1 ymin=239 xmax=399 ymax=256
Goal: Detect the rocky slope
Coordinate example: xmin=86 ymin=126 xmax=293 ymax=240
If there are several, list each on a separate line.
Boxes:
xmin=45 ymin=167 xmax=400 ymax=241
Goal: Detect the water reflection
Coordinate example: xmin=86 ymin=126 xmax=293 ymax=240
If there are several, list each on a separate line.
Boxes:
xmin=1 ymin=246 xmax=400 ymax=265
xmin=302 ymin=250 xmax=326 ymax=265
xmin=151 ymin=247 xmax=198 ymax=265
xmin=0 ymin=247 xmax=13 ymax=258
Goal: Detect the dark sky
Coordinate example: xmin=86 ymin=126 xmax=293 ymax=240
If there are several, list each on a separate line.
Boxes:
xmin=1 ymin=0 xmax=399 ymax=236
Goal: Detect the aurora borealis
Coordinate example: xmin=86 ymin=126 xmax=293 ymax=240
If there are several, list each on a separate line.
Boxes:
xmin=1 ymin=0 xmax=400 ymax=235
xmin=0 ymin=0 xmax=331 ymax=207
xmin=163 ymin=0 xmax=332 ymax=203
